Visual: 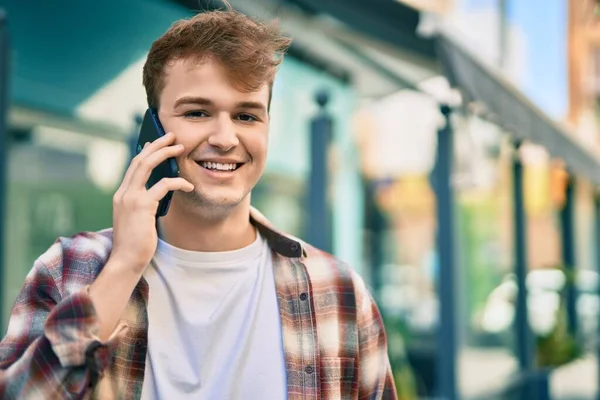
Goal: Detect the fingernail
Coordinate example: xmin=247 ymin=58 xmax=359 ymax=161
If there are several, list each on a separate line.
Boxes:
xmin=144 ymin=142 xmax=150 ymax=148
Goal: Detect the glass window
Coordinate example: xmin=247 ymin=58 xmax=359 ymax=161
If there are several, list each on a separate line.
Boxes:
xmin=2 ymin=129 xmax=124 ymax=332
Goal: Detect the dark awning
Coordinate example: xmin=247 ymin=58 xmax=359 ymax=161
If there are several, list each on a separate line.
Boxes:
xmin=436 ymin=33 xmax=600 ymax=186
xmin=280 ymin=0 xmax=437 ymax=61
xmin=2 ymin=0 xmax=192 ymax=117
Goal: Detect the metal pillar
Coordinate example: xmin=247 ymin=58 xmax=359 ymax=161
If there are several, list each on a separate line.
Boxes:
xmin=0 ymin=9 xmax=10 ymax=329
xmin=432 ymin=104 xmax=457 ymax=400
xmin=306 ymin=90 xmax=333 ymax=253
xmin=594 ymin=194 xmax=600 ymax=400
xmin=365 ymin=180 xmax=388 ymax=302
xmin=512 ymin=142 xmax=534 ymax=398
xmin=560 ymin=177 xmax=578 ymax=336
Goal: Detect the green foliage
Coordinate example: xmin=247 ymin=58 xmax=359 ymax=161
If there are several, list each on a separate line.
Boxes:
xmin=534 ymin=266 xmax=583 ymax=368
xmin=535 ymin=296 xmax=582 ymax=368
xmin=394 ymin=362 xmax=419 ymax=400
xmin=383 ymin=316 xmax=419 ymax=400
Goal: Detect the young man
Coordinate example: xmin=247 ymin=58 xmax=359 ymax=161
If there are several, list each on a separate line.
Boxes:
xmin=0 ymin=7 xmax=396 ymax=400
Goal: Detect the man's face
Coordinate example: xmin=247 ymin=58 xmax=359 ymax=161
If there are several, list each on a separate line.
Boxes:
xmin=157 ymin=58 xmax=270 ymax=217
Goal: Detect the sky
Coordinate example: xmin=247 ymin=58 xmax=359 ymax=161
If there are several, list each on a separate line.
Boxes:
xmin=456 ymin=0 xmax=568 ymax=119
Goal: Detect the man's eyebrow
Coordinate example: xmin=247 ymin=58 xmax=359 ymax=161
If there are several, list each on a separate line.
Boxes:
xmin=236 ymin=101 xmax=267 ymax=114
xmin=174 ymin=96 xmax=214 ymax=108
xmin=173 ymin=97 xmax=267 ymax=114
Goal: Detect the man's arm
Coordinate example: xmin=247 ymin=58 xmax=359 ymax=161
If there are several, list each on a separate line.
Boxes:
xmin=0 ymin=124 xmax=194 ymax=400
xmin=0 ymin=255 xmax=122 ymax=400
xmin=0 ymin=132 xmax=194 ymax=399
xmin=354 ymin=271 xmax=397 ymax=400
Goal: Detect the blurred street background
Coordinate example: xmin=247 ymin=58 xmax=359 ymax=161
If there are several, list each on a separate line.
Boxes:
xmin=2 ymin=0 xmax=600 ymax=399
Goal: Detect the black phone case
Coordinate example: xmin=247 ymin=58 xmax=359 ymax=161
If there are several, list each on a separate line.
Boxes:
xmin=136 ymin=108 xmax=180 ymax=217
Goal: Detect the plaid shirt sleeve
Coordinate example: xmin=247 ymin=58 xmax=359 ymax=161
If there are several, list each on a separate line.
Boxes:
xmin=353 ymin=270 xmax=397 ymax=399
xmin=0 ymin=247 xmax=116 ymax=400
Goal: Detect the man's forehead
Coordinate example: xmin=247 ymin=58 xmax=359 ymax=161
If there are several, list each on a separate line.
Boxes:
xmin=163 ymin=58 xmax=270 ymax=100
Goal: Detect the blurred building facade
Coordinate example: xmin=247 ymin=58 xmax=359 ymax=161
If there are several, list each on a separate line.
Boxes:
xmin=355 ymin=0 xmax=600 ymax=398
xmin=3 ymin=0 xmax=600 ymax=399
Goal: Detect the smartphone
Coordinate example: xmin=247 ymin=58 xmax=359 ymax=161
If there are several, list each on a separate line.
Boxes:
xmin=136 ymin=108 xmax=180 ymax=217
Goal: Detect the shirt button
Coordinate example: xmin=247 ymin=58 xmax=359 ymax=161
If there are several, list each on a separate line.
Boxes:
xmin=305 ymin=365 xmax=314 ymax=374
xmin=300 ymin=293 xmax=308 ymax=301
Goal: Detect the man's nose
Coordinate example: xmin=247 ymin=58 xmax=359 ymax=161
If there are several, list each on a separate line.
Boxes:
xmin=207 ymin=116 xmax=239 ymax=151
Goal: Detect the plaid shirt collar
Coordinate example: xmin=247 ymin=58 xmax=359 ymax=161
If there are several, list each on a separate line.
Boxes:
xmin=249 ymin=207 xmax=306 ymax=258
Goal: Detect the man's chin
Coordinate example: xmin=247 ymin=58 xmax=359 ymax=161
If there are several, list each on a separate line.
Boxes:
xmin=176 ymin=189 xmax=247 ymax=212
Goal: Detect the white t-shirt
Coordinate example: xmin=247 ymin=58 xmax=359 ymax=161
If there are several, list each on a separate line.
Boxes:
xmin=140 ymin=233 xmax=287 ymax=400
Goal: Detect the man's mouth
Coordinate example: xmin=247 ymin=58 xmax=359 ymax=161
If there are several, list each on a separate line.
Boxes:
xmin=197 ymin=161 xmax=243 ymax=172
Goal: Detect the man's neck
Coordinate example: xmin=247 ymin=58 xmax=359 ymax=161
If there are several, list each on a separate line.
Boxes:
xmin=157 ymin=200 xmax=256 ymax=253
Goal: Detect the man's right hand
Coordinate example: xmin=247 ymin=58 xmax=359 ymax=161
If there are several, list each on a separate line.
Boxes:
xmin=110 ymin=131 xmax=193 ymax=273
xmin=90 ymin=131 xmax=193 ymax=341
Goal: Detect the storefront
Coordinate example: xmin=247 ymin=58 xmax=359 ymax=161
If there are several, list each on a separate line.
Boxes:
xmin=301 ymin=0 xmax=600 ymax=398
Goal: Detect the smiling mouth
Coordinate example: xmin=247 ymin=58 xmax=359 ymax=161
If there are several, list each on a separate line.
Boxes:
xmin=197 ymin=161 xmax=244 ymax=172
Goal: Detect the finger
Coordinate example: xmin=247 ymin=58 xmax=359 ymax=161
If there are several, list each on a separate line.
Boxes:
xmin=129 ymin=144 xmax=185 ymax=188
xmin=147 ymin=177 xmax=194 ymax=200
xmin=121 ymin=132 xmax=176 ymax=188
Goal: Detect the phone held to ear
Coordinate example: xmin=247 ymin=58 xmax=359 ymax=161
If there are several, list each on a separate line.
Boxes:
xmin=136 ymin=108 xmax=180 ymax=217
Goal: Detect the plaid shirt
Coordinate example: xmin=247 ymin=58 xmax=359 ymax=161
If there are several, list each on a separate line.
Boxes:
xmin=0 ymin=208 xmax=396 ymax=399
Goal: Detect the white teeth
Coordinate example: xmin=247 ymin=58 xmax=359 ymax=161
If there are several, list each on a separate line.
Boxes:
xmin=200 ymin=162 xmax=237 ymax=171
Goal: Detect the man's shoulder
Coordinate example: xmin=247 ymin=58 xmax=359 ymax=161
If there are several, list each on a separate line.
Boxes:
xmin=38 ymin=228 xmax=114 ymax=275
xmin=251 ymin=207 xmax=371 ymax=297
xmin=301 ymin=242 xmax=354 ymax=276
xmin=295 ymin=240 xmax=369 ymax=295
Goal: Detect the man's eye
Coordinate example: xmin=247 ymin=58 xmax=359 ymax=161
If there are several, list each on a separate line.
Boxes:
xmin=184 ymin=111 xmax=208 ymax=119
xmin=237 ymin=114 xmax=258 ymax=122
